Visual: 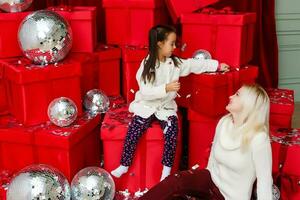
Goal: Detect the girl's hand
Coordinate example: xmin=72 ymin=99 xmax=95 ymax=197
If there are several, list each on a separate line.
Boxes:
xmin=166 ymin=80 xmax=180 ymax=92
xmin=218 ymin=63 xmax=230 ymax=72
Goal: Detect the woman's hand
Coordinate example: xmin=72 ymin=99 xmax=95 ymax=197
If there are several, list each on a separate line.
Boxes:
xmin=166 ymin=80 xmax=180 ymax=92
xmin=218 ymin=63 xmax=230 ymax=72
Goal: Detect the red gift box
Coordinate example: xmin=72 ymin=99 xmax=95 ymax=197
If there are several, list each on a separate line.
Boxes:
xmin=0 ymin=11 xmax=30 ymax=58
xmin=165 ymin=0 xmax=219 ymax=23
xmin=271 ymin=128 xmax=300 ymax=200
xmin=266 ymin=88 xmax=294 ymax=131
xmin=66 ymin=52 xmax=99 ymax=97
xmin=103 ymin=0 xmax=169 ymax=46
xmin=190 ymin=66 xmax=258 ymax=116
xmin=34 ymin=113 xmax=101 ymax=181
xmin=1 ymin=57 xmax=82 ymax=125
xmin=52 ymin=6 xmax=97 ymax=52
xmin=0 ymin=113 xmax=101 ymax=182
xmin=121 ymin=46 xmax=148 ymax=103
xmin=101 ymin=105 xmax=182 ymax=193
xmin=181 ymin=11 xmax=256 ymax=67
xmin=94 ymin=44 xmax=122 ymax=96
xmin=188 ymin=109 xmax=220 ymax=168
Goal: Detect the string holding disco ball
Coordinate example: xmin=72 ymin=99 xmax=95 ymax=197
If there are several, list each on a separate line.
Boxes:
xmin=47 ymin=97 xmax=78 ymax=127
xmin=18 ymin=10 xmax=72 ymax=65
xmin=0 ymin=0 xmax=33 ymax=12
xmin=192 ymin=49 xmax=212 ymax=60
xmin=71 ymin=167 xmax=115 ymax=200
xmin=7 ymin=164 xmax=71 ymax=200
xmin=84 ymin=89 xmax=110 ymax=115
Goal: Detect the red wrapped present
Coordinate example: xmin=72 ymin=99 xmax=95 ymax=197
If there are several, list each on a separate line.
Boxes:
xmin=66 ymin=52 xmax=99 ymax=97
xmin=101 ymin=105 xmax=182 ymax=193
xmin=94 ymin=44 xmax=122 ymax=96
xmin=266 ymin=88 xmax=294 ymax=131
xmin=1 ymin=57 xmax=82 ymax=125
xmin=0 ymin=113 xmax=101 ymax=182
xmin=103 ymin=0 xmax=169 ymax=46
xmin=52 ymin=6 xmax=97 ymax=52
xmin=0 ymin=11 xmax=30 ymax=58
xmin=0 ymin=64 xmax=8 ymax=115
xmin=271 ymin=128 xmax=300 ymax=200
xmin=188 ymin=109 xmax=220 ymax=168
xmin=181 ymin=11 xmax=256 ymax=67
xmin=121 ymin=46 xmax=148 ymax=103
xmin=190 ymin=66 xmax=258 ymax=116
xmin=34 ymin=113 xmax=101 ymax=181
xmin=165 ymin=0 xmax=219 ymax=23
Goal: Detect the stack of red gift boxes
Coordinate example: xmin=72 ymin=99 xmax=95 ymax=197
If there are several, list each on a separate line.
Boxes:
xmin=0 ymin=0 xmax=298 ymax=199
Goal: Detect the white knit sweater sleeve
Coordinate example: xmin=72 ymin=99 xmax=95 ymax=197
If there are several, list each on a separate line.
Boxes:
xmin=136 ymin=61 xmax=167 ymax=101
xmin=179 ymin=58 xmax=219 ymax=77
xmin=251 ymin=133 xmax=273 ymax=200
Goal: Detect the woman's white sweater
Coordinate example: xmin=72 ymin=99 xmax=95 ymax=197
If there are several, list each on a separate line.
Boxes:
xmin=207 ymin=116 xmax=273 ymax=200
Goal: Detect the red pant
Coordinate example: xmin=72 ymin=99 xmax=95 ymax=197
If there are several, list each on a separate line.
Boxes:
xmin=139 ymin=169 xmax=224 ymax=200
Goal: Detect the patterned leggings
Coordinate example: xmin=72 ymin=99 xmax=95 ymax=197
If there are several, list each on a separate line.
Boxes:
xmin=120 ymin=114 xmax=179 ymax=167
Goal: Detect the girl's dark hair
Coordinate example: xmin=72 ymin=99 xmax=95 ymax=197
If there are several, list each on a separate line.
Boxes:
xmin=141 ymin=25 xmax=182 ymax=84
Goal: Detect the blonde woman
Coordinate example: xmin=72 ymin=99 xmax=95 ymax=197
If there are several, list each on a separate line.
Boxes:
xmin=140 ymin=84 xmax=273 ymax=200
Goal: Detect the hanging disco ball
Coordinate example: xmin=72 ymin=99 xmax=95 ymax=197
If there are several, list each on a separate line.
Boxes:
xmin=0 ymin=0 xmax=33 ymax=12
xmin=83 ymin=89 xmax=110 ymax=114
xmin=192 ymin=49 xmax=212 ymax=60
xmin=47 ymin=97 xmax=77 ymax=127
xmin=7 ymin=164 xmax=71 ymax=200
xmin=18 ymin=10 xmax=72 ymax=65
xmin=71 ymin=167 xmax=115 ymax=200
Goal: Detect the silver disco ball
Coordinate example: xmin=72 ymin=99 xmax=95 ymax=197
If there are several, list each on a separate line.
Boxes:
xmin=0 ymin=0 xmax=33 ymax=12
xmin=18 ymin=10 xmax=72 ymax=65
xmin=71 ymin=167 xmax=115 ymax=200
xmin=7 ymin=164 xmax=71 ymax=200
xmin=47 ymin=97 xmax=77 ymax=127
xmin=84 ymin=89 xmax=110 ymax=114
xmin=192 ymin=49 xmax=212 ymax=60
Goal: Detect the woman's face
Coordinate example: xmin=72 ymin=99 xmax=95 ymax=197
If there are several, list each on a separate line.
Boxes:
xmin=226 ymin=88 xmax=244 ymax=114
xmin=158 ymin=32 xmax=176 ymax=59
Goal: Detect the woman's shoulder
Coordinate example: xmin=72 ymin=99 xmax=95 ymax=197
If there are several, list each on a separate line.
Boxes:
xmin=250 ymin=131 xmax=270 ymax=147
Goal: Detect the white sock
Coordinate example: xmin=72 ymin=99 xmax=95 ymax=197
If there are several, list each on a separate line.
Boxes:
xmin=160 ymin=165 xmax=171 ymax=181
xmin=111 ymin=165 xmax=129 ymax=178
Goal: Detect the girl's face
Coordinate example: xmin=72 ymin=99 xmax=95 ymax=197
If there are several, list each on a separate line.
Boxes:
xmin=226 ymin=88 xmax=244 ymax=114
xmin=158 ymin=32 xmax=176 ymax=60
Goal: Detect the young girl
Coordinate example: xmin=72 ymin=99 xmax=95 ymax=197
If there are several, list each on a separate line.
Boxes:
xmin=139 ymin=84 xmax=273 ymax=200
xmin=111 ymin=25 xmax=229 ymax=181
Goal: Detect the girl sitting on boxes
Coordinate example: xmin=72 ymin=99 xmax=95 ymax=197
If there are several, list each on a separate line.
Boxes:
xmin=111 ymin=24 xmax=229 ymax=181
xmin=140 ymin=84 xmax=273 ymax=200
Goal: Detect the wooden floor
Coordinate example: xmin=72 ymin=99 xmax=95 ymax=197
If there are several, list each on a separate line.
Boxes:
xmin=292 ymin=102 xmax=300 ymax=127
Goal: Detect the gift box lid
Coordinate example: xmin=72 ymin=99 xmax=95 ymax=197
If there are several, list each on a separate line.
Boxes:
xmin=267 ymin=88 xmax=294 ymax=115
xmin=165 ymin=0 xmax=219 ymax=23
xmin=121 ymin=46 xmax=148 ymax=62
xmin=181 ymin=12 xmax=256 ymax=25
xmin=2 ymin=57 xmax=81 ymax=84
xmin=101 ymin=105 xmax=180 ymax=141
xmin=103 ymin=0 xmax=165 ymax=9
xmin=34 ymin=113 xmax=101 ymax=149
xmin=0 ymin=115 xmax=35 ymax=144
xmin=192 ymin=71 xmax=229 ymax=88
xmin=0 ymin=11 xmax=30 ymax=21
xmin=94 ymin=44 xmax=121 ymax=61
xmin=51 ymin=6 xmax=96 ymax=20
xmin=66 ymin=52 xmax=99 ymax=63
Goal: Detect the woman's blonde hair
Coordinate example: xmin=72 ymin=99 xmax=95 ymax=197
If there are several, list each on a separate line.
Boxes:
xmin=234 ymin=84 xmax=270 ymax=148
